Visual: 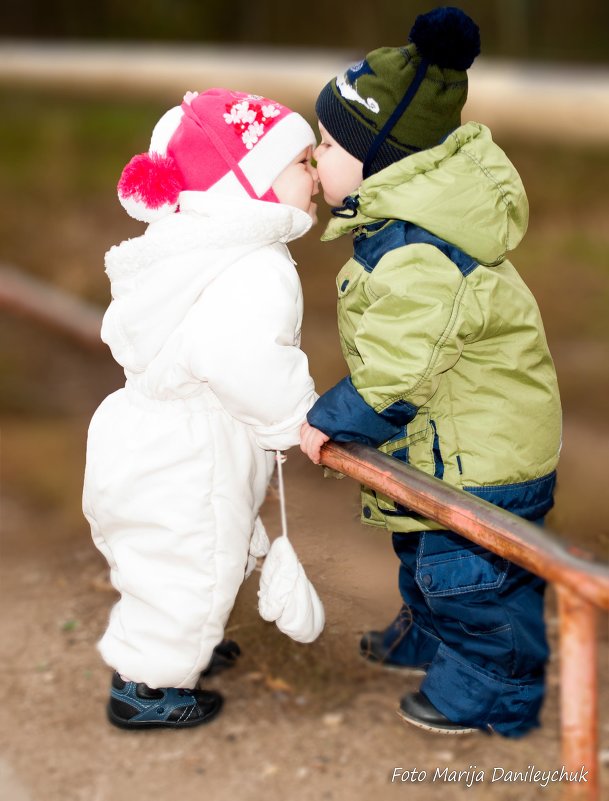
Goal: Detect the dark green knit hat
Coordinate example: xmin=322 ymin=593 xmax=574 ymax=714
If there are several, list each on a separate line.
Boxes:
xmin=316 ymin=6 xmax=480 ymax=178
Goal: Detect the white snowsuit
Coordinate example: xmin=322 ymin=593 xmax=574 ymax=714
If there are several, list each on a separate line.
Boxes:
xmin=82 ymin=192 xmax=317 ymax=689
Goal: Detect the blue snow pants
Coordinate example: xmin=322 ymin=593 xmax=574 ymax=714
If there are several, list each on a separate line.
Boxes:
xmin=389 ymin=529 xmax=549 ymax=737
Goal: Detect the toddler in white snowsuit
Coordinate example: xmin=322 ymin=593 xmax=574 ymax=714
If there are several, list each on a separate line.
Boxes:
xmin=83 ymin=88 xmax=321 ymax=729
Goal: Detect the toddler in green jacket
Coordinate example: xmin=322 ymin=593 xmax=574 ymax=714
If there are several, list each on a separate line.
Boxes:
xmin=300 ymin=7 xmax=561 ymax=737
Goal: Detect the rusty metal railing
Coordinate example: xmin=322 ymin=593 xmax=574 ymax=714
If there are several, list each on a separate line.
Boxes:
xmin=2 ymin=264 xmax=608 ymax=798
xmin=0 ymin=264 xmax=106 ymax=352
xmin=320 ymin=441 xmax=609 ymax=801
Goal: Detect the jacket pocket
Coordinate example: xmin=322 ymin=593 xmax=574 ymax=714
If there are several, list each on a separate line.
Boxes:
xmin=336 ymin=261 xmax=366 ymax=357
xmin=374 ymin=410 xmax=430 ymax=513
xmin=379 ymin=408 xmax=429 ymax=458
xmin=336 ymin=260 xmax=363 ymax=298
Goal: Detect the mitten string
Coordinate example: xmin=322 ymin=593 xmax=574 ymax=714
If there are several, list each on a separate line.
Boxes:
xmin=275 ymin=450 xmax=289 ymax=541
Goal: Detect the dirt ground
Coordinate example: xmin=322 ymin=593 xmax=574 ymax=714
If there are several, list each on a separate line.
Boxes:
xmin=1 ymin=90 xmax=609 ymax=800
xmin=1 ymin=427 xmax=607 ymax=801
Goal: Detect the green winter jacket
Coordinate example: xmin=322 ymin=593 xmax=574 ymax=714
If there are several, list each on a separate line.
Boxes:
xmin=307 ymin=121 xmax=562 ymax=532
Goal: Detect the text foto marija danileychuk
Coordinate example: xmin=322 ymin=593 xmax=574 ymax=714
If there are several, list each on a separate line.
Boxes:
xmin=391 ymin=765 xmax=589 ymax=788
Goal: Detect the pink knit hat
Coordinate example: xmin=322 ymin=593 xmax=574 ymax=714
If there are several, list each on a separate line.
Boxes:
xmin=118 ymin=88 xmax=317 ymax=222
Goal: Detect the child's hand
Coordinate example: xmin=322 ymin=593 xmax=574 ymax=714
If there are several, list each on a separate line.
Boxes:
xmin=300 ymin=421 xmax=330 ymax=464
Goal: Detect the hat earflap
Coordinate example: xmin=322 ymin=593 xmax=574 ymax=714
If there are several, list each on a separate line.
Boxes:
xmin=117 ymin=151 xmax=184 ymax=223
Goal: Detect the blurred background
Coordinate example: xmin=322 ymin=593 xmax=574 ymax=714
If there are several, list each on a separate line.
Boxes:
xmin=4 ymin=0 xmax=609 ymax=60
xmin=1 ymin=2 xmax=608 ymax=801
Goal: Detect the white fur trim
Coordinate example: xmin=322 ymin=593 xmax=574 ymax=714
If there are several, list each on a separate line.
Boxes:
xmin=118 ymin=193 xmax=178 ymax=223
xmin=238 ymin=113 xmax=317 ymax=197
xmin=149 ymin=106 xmax=184 ymax=156
xmin=204 ymin=170 xmax=251 ymax=200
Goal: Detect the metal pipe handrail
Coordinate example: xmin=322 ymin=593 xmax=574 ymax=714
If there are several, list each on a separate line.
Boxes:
xmin=4 ymin=263 xmax=605 ymax=605
xmin=0 ymin=264 xmax=105 ymax=352
xmin=320 ymin=440 xmax=608 ymax=801
xmin=320 ymin=441 xmax=609 ymax=608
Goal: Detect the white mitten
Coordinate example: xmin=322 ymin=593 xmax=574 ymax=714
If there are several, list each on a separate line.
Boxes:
xmin=250 ymin=516 xmax=271 ymax=557
xmin=257 ymin=451 xmax=325 ymax=643
xmin=258 ymin=535 xmax=325 ymax=643
xmin=244 ymin=516 xmax=271 ymax=579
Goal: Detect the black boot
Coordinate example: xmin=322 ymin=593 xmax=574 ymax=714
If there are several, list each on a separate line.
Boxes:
xmin=201 ymin=639 xmax=241 ymax=677
xmin=360 ymin=629 xmax=427 ymax=675
xmin=397 ymin=691 xmax=478 ymax=735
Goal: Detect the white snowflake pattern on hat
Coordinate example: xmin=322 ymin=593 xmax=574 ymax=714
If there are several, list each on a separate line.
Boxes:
xmin=223 ymin=100 xmax=257 ymax=126
xmin=261 ymin=104 xmax=281 ymax=120
xmin=223 ymin=99 xmax=281 ymax=150
xmin=242 ymin=121 xmax=264 ymax=149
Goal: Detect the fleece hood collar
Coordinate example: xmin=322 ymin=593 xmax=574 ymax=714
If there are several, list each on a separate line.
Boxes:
xmin=106 ymin=193 xmax=312 ymax=282
xmin=322 ymin=122 xmax=528 ymax=267
xmin=102 ymin=193 xmax=312 ymax=374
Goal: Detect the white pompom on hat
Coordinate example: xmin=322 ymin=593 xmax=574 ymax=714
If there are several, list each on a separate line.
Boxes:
xmin=117 ymin=88 xmax=317 ymax=223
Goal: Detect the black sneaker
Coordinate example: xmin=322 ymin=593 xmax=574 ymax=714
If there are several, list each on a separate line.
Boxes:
xmin=397 ymin=691 xmax=478 ymax=735
xmin=359 ymin=630 xmax=427 ymax=675
xmin=201 ymin=639 xmax=241 ymax=678
xmin=108 ymin=673 xmax=223 ymax=730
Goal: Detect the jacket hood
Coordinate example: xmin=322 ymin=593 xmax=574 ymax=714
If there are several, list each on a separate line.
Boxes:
xmin=322 ymin=122 xmax=528 ymax=267
xmin=101 ymin=193 xmax=312 ymax=373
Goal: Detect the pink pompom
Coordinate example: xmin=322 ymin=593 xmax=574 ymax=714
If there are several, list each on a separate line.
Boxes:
xmin=117 ymin=152 xmax=184 ymax=222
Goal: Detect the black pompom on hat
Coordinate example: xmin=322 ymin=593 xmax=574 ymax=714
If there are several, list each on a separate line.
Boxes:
xmin=409 ymin=5 xmax=480 ymax=69
xmin=316 ymin=6 xmax=481 ymax=178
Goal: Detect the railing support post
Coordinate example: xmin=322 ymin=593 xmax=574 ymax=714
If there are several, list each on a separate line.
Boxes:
xmin=556 ymin=585 xmax=599 ymax=800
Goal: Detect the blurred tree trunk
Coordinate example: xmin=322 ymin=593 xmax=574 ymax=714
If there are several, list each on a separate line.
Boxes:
xmin=2 ymin=0 xmax=608 ymax=62
xmin=236 ymin=0 xmax=274 ymax=42
xmin=495 ymin=0 xmax=538 ymax=58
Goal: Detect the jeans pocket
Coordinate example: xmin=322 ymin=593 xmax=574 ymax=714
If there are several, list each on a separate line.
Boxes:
xmin=416 ymin=547 xmax=509 ymax=596
xmin=416 ymin=542 xmax=511 ymax=636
